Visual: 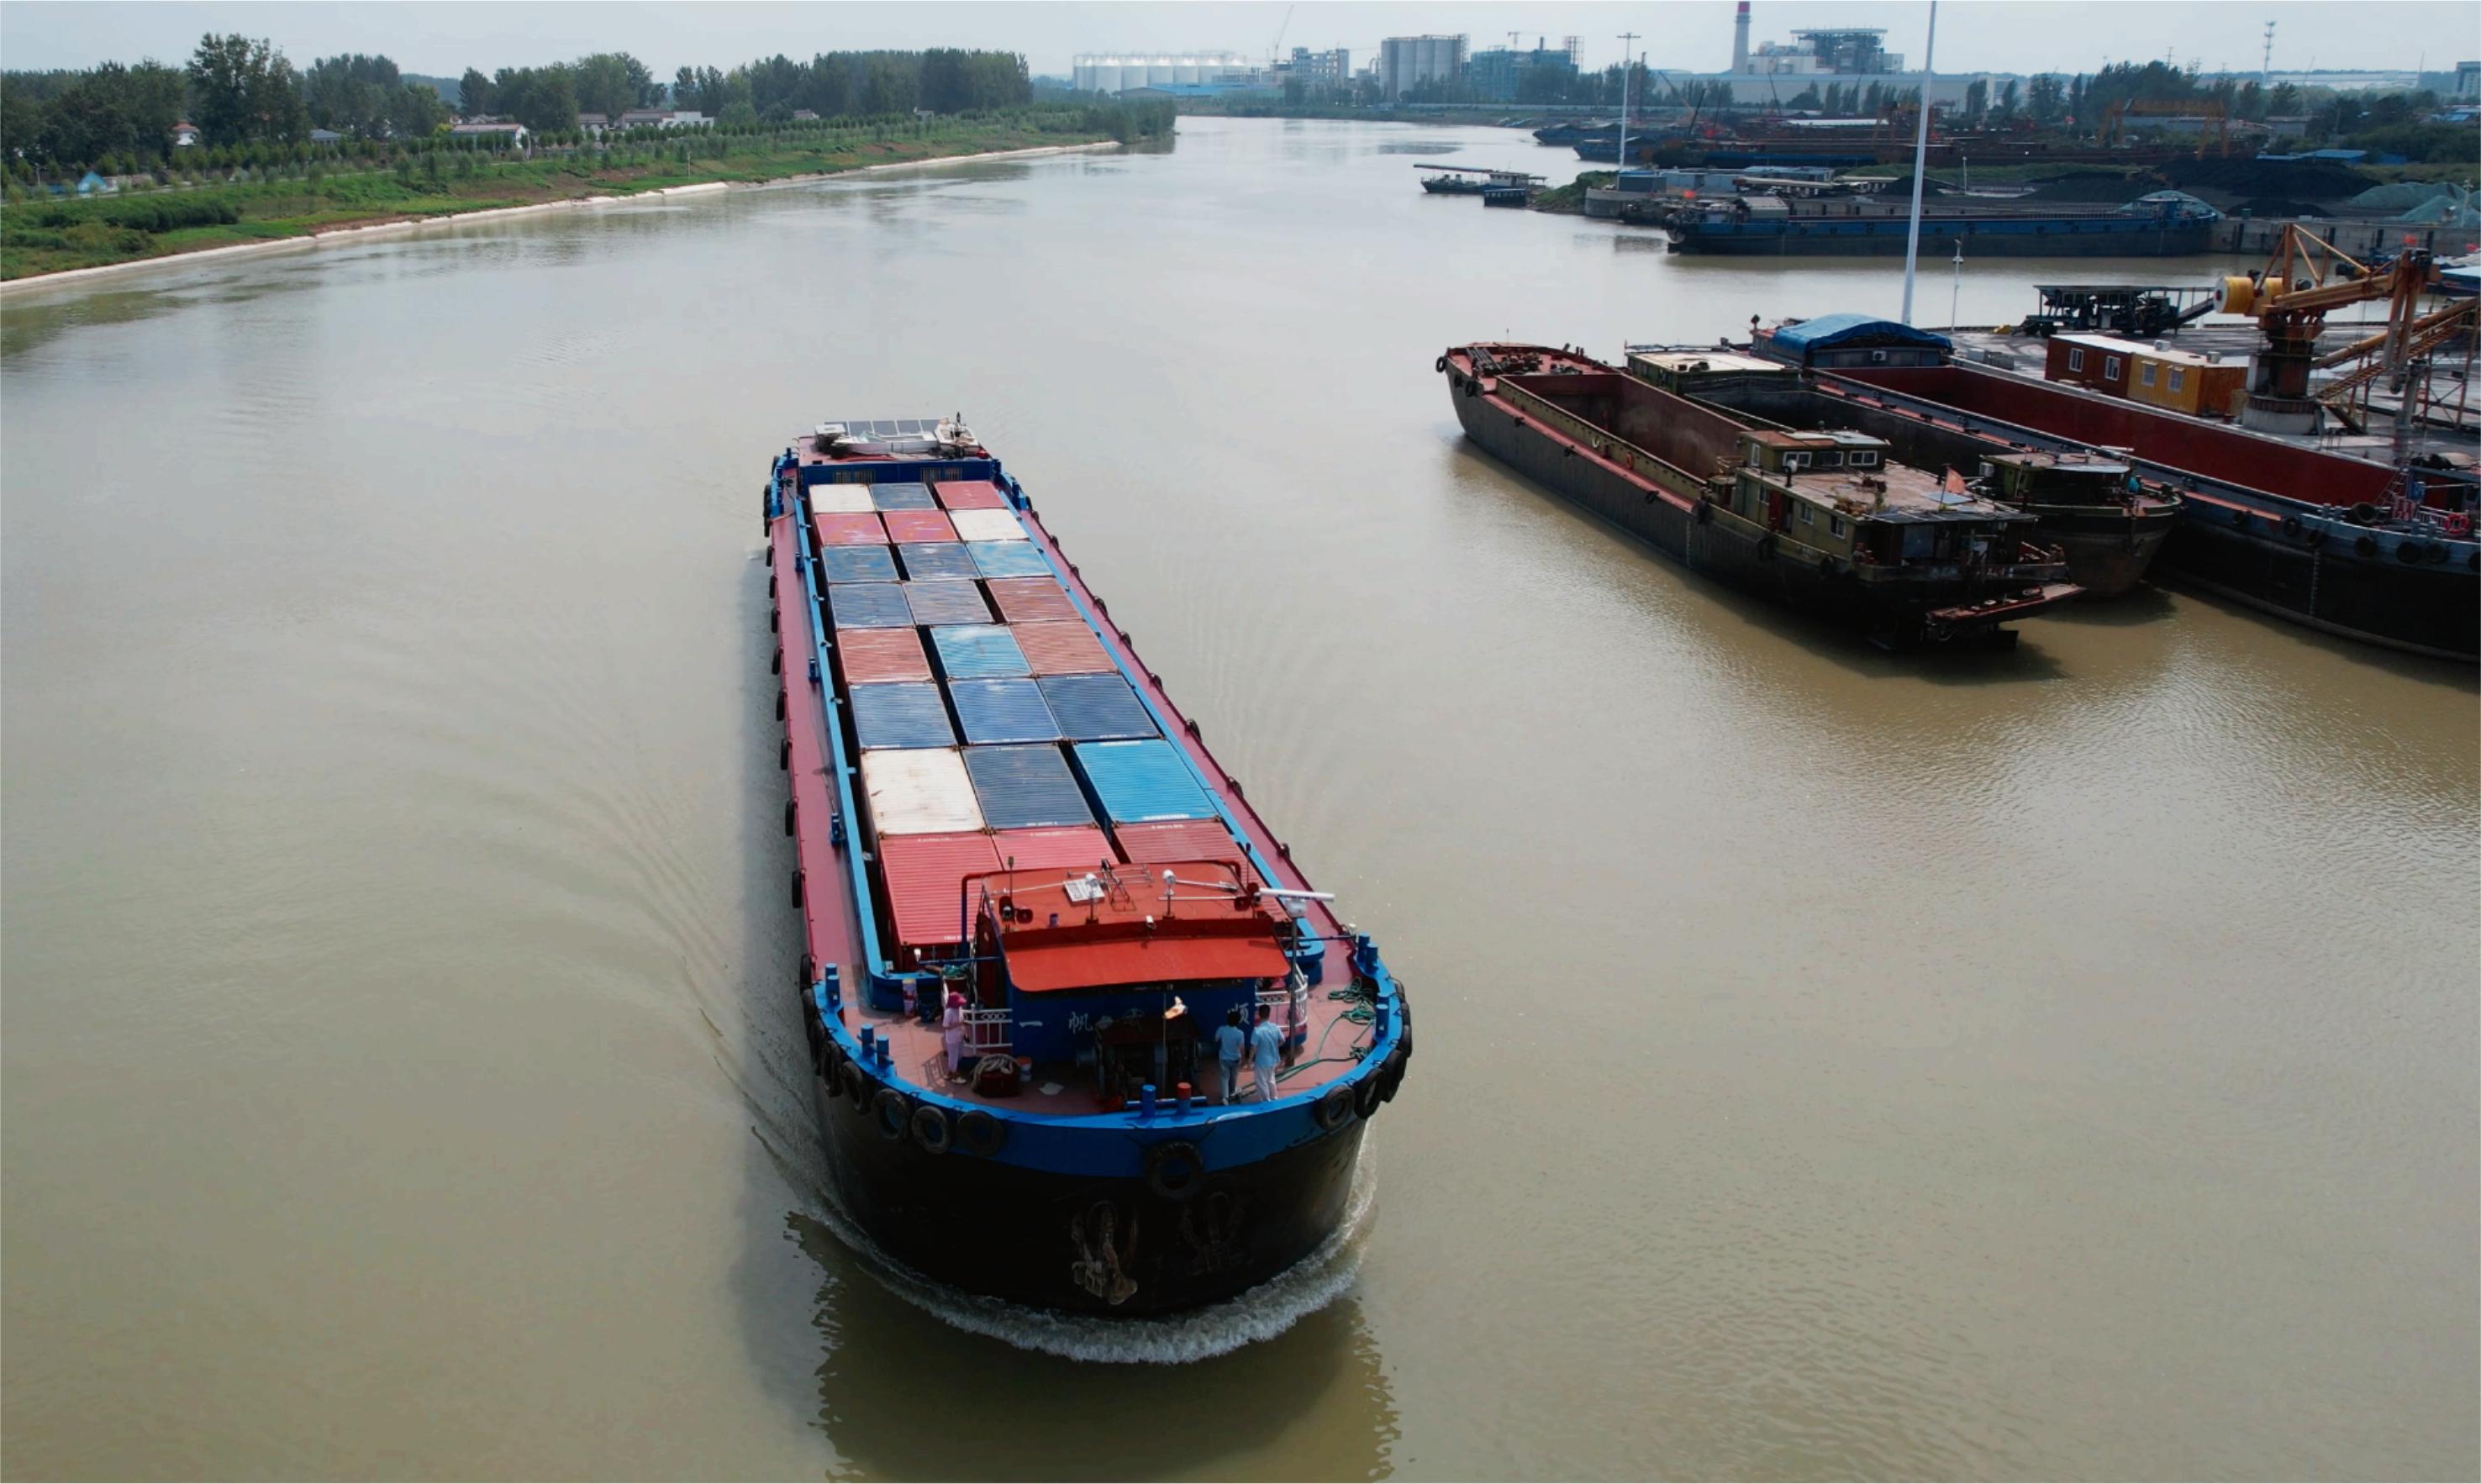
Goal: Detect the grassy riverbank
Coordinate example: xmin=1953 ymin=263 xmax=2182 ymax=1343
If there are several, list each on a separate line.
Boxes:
xmin=1529 ymin=171 xmax=1613 ymax=215
xmin=2 ymin=116 xmax=1131 ymax=281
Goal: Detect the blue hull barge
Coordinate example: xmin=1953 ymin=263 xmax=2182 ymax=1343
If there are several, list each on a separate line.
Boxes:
xmin=763 ymin=418 xmax=1410 ymax=1317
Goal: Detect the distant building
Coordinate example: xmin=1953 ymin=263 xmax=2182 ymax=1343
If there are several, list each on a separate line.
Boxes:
xmin=577 ymin=112 xmax=611 ymax=135
xmin=1378 ymin=34 xmax=1468 ymax=101
xmin=1072 ymin=52 xmax=1254 ymax=94
xmin=1467 ymin=39 xmax=1578 ymax=103
xmin=2456 ymin=61 xmax=2479 ymax=99
xmin=791 ymin=108 xmax=819 ymax=121
xmin=75 ymin=170 xmax=115 ymax=195
xmin=308 ymin=128 xmax=344 ymax=144
xmin=616 ymin=108 xmax=708 ymax=129
xmin=449 ymin=121 xmax=529 ymax=147
xmin=1283 ymin=47 xmax=1351 ymax=91
xmin=170 ymin=121 xmax=199 ymax=148
xmin=1746 ymin=27 xmax=1904 ymax=76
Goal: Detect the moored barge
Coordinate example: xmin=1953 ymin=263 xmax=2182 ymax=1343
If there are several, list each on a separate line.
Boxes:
xmin=1664 ymin=190 xmax=2220 ymax=258
xmin=764 ymin=418 xmax=1410 ymax=1317
xmin=1440 ymin=345 xmax=2079 ymax=646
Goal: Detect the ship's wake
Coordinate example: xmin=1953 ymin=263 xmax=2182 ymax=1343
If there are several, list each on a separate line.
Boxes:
xmin=799 ymin=1151 xmax=1378 ymax=1365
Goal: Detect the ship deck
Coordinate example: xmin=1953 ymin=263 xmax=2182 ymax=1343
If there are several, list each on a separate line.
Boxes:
xmin=774 ymin=451 xmax=1374 ymax=1116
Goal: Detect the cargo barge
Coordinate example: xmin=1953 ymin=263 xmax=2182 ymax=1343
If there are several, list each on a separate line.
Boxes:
xmin=1750 ymin=317 xmax=2480 ymax=660
xmin=764 ymin=418 xmax=1410 ymax=1316
xmin=1625 ymin=340 xmax=2180 ymax=597
xmin=1439 ymin=345 xmax=2080 ymax=646
xmin=1664 ymin=190 xmax=2220 ymax=258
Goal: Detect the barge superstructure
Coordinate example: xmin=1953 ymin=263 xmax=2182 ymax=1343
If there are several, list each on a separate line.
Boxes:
xmin=1440 ymin=345 xmax=2079 ymax=646
xmin=764 ymin=418 xmax=1409 ymax=1317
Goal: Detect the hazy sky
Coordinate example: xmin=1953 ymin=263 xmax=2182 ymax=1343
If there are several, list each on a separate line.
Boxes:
xmin=0 ymin=2 xmax=2460 ymax=82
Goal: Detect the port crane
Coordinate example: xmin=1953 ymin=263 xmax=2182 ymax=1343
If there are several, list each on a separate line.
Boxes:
xmin=2220 ymin=223 xmax=2478 ymax=452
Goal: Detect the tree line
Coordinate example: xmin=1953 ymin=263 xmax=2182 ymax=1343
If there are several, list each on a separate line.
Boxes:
xmin=3 ymin=34 xmax=1039 ymax=178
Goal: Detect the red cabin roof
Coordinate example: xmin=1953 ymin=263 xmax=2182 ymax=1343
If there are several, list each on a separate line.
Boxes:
xmin=983 ymin=861 xmax=1288 ymax=992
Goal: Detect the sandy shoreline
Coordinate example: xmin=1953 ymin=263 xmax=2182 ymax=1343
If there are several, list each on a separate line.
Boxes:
xmin=0 ymin=140 xmax=1120 ymax=297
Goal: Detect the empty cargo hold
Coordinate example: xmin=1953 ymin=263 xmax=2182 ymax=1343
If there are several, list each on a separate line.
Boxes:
xmin=819 ymin=545 xmax=899 ymax=584
xmin=989 ymin=824 xmax=1119 ymax=872
xmin=877 ymin=830 xmax=1003 ymax=950
xmin=882 ymin=510 xmax=958 ymax=545
xmin=948 ymin=677 xmax=1063 ymax=744
xmin=861 ymin=749 xmax=985 ymax=834
xmin=902 ymin=581 xmax=994 ymax=626
xmin=1073 ymin=739 xmax=1219 ymax=823
xmin=947 ymin=508 xmax=1026 ymax=543
xmin=972 ymin=542 xmax=1051 ymax=579
xmin=930 ymin=624 xmax=1031 ymax=678
xmin=898 ymin=543 xmax=982 ymax=581
xmin=1038 ymin=673 xmax=1156 ymax=739
xmin=835 ymin=627 xmax=934 ymax=683
xmin=962 ymin=744 xmax=1097 ymax=829
xmin=814 ymin=512 xmax=890 ymax=546
xmin=830 ymin=582 xmax=914 ymax=629
xmin=1012 ymin=621 xmax=1116 ymax=675
xmin=848 ymin=681 xmax=957 ymax=750
xmin=868 ymin=482 xmax=937 ymax=511
xmin=985 ymin=577 xmax=1082 ymax=624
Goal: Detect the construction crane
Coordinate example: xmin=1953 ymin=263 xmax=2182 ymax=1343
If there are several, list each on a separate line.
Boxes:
xmin=1268 ymin=3 xmax=1293 ymax=66
xmin=2220 ymin=224 xmax=2479 ymax=443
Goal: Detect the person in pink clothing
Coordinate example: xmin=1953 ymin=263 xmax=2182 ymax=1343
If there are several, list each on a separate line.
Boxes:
xmin=942 ymin=988 xmax=967 ymax=1081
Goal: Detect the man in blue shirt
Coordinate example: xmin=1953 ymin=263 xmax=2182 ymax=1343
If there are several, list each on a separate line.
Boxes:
xmin=1214 ymin=1008 xmax=1246 ymax=1104
xmin=1248 ymin=1004 xmax=1283 ymax=1104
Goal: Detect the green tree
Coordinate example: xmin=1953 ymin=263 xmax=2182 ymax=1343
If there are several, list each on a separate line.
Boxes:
xmin=1962 ymin=77 xmax=1988 ymax=124
xmin=188 ymin=34 xmax=307 ymax=144
xmin=458 ymin=67 xmax=494 ymax=117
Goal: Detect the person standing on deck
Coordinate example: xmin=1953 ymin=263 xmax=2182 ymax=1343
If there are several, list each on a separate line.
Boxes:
xmin=942 ymin=988 xmax=967 ymax=1081
xmin=1214 ymin=1008 xmax=1246 ymax=1104
xmin=1248 ymin=1004 xmax=1283 ymax=1104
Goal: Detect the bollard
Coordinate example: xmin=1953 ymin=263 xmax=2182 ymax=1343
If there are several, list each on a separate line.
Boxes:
xmin=1177 ymin=1081 xmax=1193 ymax=1115
xmin=1139 ymin=1083 xmax=1157 ymax=1119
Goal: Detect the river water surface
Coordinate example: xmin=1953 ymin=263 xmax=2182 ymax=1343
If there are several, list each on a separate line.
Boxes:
xmin=4 ymin=118 xmax=2475 ymax=1481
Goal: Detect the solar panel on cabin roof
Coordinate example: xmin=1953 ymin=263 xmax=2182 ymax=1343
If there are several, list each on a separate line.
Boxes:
xmin=972 ymin=543 xmax=1050 ymax=579
xmin=848 ymin=682 xmax=956 ymax=750
xmin=819 ymin=545 xmax=899 ymax=584
xmin=901 ymin=581 xmax=994 ymax=627
xmin=947 ymin=677 xmax=1063 ymax=745
xmin=898 ymin=543 xmax=981 ymax=581
xmin=830 ymin=583 xmax=914 ymax=629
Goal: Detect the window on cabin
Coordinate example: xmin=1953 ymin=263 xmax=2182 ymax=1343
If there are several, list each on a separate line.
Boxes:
xmin=2068 ymin=348 xmax=2085 ymax=371
xmin=1830 ymin=515 xmax=1847 ymax=538
xmin=1782 ymin=452 xmax=1809 ymax=471
xmin=2169 ymin=367 xmax=2185 ymax=392
xmin=1799 ymin=503 xmax=1815 ymax=524
xmin=2104 ymin=356 xmax=2122 ymax=380
xmin=2141 ymin=363 xmax=2157 ymax=387
xmin=1852 ymin=451 xmax=1878 ymax=468
xmin=1820 ymin=451 xmax=1843 ymax=466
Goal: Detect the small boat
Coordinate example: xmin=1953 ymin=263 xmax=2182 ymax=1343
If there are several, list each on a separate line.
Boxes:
xmin=1416 ymin=164 xmax=1546 ymax=197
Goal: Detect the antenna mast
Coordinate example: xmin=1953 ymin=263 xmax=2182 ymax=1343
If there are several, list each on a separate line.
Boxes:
xmin=1898 ymin=0 xmax=1938 ymax=326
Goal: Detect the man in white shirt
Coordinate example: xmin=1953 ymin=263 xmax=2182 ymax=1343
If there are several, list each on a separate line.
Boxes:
xmin=1248 ymin=1005 xmax=1283 ymax=1104
xmin=1213 ymin=1008 xmax=1246 ymax=1104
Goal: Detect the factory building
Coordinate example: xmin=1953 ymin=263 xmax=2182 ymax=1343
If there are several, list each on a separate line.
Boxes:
xmin=1378 ymin=35 xmax=1469 ymax=102
xmin=1072 ymin=52 xmax=1256 ymax=94
xmin=1467 ymin=38 xmax=1581 ymax=103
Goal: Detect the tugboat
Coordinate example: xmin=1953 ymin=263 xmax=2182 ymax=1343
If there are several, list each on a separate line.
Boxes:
xmin=764 ymin=418 xmax=1411 ymax=1316
xmin=1416 ymin=163 xmax=1546 ymax=197
xmin=1625 ymin=342 xmax=2180 ymax=597
xmin=1439 ymin=345 xmax=2080 ymax=646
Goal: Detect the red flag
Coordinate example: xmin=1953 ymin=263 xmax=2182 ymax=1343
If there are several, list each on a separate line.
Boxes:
xmin=1944 ymin=468 xmax=1968 ymax=495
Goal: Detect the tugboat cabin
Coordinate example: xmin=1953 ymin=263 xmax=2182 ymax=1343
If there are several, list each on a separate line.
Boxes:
xmin=1730 ymin=429 xmax=2041 ymax=569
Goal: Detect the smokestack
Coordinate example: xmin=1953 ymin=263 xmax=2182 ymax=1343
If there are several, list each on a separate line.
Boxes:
xmin=1732 ymin=1 xmax=1751 ymax=73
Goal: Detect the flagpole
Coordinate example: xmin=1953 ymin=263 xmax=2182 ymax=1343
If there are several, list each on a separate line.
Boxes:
xmin=1899 ymin=0 xmax=1939 ymax=326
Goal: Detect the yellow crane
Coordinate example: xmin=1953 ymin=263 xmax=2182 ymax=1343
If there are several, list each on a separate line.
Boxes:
xmin=2220 ymin=224 xmax=2478 ymax=439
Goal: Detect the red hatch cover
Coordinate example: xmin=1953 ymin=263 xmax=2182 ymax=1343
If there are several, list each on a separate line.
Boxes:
xmin=878 ymin=832 xmax=1003 ymax=947
xmin=814 ymin=512 xmax=889 ymax=547
xmin=985 ymin=578 xmax=1082 ymax=624
xmin=1114 ymin=819 xmax=1262 ymax=882
xmin=881 ymin=510 xmax=956 ymax=545
xmin=836 ymin=628 xmax=933 ymax=683
xmin=932 ymin=479 xmax=1009 ymax=511
xmin=1004 ymin=936 xmax=1288 ymax=992
xmin=1011 ymin=621 xmax=1114 ymax=675
xmin=990 ymin=825 xmax=1119 ymax=872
